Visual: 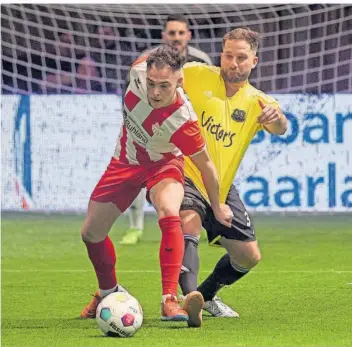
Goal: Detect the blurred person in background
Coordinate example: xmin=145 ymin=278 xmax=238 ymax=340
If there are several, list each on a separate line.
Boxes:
xmin=4 ymin=30 xmax=75 ymax=94
xmin=120 ymin=14 xmax=213 ymax=245
xmin=157 ymin=14 xmax=212 ymax=64
xmin=125 ymin=26 xmax=149 ymax=62
xmin=40 ymin=31 xmax=102 ymax=93
xmin=89 ymin=18 xmax=132 ymax=94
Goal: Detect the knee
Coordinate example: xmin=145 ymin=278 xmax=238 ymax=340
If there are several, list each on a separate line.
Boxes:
xmin=181 ymin=219 xmax=201 ymax=238
xmin=180 ymin=211 xmax=202 ymax=238
xmin=229 ymin=248 xmax=262 ymax=270
xmin=182 ymin=228 xmax=201 ymax=238
xmin=80 ymin=222 xmax=105 ymax=243
xmin=81 ymin=227 xmax=94 ymax=243
xmin=249 ymin=249 xmax=261 ymax=268
xmin=157 ymin=206 xmax=179 ymax=219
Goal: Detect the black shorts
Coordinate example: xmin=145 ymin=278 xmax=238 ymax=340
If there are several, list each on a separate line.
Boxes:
xmin=180 ymin=178 xmax=256 ymax=245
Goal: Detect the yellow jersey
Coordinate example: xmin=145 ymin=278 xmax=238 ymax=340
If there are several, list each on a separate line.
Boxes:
xmin=183 ymin=62 xmax=280 ymax=203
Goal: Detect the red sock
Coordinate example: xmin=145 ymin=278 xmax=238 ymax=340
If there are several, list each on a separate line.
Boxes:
xmin=85 ymin=236 xmax=117 ymax=290
xmin=159 ymin=216 xmax=184 ymax=296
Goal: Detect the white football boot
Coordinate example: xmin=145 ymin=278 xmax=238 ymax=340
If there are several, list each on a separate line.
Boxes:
xmin=203 ymin=296 xmax=240 ymax=318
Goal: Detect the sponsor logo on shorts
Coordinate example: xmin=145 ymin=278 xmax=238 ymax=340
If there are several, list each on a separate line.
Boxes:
xmin=182 ymin=197 xmax=195 ymax=207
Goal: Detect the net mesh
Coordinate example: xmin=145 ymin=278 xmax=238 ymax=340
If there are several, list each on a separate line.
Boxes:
xmin=1 ymin=4 xmax=351 ymax=95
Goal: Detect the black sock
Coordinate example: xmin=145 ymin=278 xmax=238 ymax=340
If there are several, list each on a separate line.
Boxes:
xmin=179 ymin=235 xmax=199 ymax=295
xmin=197 ymin=253 xmax=248 ymax=302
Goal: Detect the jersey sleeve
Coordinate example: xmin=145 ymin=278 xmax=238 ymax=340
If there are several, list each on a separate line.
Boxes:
xmin=132 ymin=54 xmax=148 ymax=67
xmin=125 ymin=55 xmax=148 ymax=90
xmin=182 ymin=62 xmax=205 ymax=92
xmin=170 ymin=120 xmax=205 ymax=156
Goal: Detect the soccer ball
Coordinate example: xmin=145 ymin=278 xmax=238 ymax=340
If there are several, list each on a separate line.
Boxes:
xmin=96 ymin=292 xmax=143 ymax=338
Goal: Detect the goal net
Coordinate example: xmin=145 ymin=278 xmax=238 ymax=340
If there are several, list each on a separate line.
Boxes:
xmin=1 ymin=4 xmax=351 ymax=95
xmin=1 ymin=4 xmax=351 ymax=212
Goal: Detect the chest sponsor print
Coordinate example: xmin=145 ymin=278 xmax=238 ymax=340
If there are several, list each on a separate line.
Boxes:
xmin=201 ymin=111 xmax=235 ymax=148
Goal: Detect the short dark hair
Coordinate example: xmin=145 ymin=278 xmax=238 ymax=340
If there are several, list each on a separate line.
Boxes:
xmin=146 ymin=45 xmax=186 ymax=72
xmin=222 ymin=27 xmax=261 ymax=53
xmin=164 ymin=14 xmax=189 ymax=29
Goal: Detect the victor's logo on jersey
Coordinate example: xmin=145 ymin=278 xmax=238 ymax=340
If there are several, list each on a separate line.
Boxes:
xmin=231 ymin=109 xmax=246 ymax=122
xmin=201 ymin=111 xmax=235 ymax=148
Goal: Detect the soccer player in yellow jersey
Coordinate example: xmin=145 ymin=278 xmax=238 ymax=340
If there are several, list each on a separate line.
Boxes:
xmin=178 ymin=28 xmax=288 ymax=318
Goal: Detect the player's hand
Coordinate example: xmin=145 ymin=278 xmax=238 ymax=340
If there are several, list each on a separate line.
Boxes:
xmin=257 ymin=100 xmax=282 ymax=125
xmin=213 ymin=203 xmax=233 ymax=228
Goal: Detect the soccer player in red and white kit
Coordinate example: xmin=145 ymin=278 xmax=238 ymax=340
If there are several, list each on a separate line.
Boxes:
xmin=80 ymin=45 xmax=233 ymax=327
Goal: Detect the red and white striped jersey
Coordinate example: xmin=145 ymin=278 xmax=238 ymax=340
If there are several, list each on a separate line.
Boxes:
xmin=114 ymin=61 xmax=205 ymax=165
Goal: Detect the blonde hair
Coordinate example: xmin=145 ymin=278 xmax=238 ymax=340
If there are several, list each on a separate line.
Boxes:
xmin=222 ymin=27 xmax=260 ymax=52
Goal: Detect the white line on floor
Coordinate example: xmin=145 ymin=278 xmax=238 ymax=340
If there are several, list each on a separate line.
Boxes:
xmin=2 ymin=269 xmax=352 ymax=273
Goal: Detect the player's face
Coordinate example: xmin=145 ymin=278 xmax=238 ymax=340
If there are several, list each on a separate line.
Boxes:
xmin=220 ymin=39 xmax=258 ymax=83
xmin=146 ymin=65 xmax=183 ymax=109
xmin=162 ymin=21 xmax=191 ymax=55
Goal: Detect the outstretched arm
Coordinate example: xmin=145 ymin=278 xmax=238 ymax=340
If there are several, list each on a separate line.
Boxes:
xmin=258 ymin=100 xmax=287 ymax=135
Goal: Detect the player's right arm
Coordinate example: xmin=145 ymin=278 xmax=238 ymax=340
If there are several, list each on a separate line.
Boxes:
xmin=189 ymin=149 xmax=233 ymax=227
xmin=170 ymin=119 xmax=233 ymax=227
xmin=258 ymin=99 xmax=287 ymax=135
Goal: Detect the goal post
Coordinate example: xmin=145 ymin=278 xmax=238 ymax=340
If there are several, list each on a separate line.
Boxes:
xmin=2 ymin=4 xmax=351 ymax=94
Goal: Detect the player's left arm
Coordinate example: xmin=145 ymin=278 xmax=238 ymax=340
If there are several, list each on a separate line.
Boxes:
xmin=257 ymin=100 xmax=288 ymax=135
xmin=170 ymin=119 xmax=233 ymax=227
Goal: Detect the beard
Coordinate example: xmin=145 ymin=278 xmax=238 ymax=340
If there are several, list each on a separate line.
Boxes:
xmin=169 ymin=41 xmax=186 ymax=55
xmin=221 ymin=68 xmax=250 ymax=83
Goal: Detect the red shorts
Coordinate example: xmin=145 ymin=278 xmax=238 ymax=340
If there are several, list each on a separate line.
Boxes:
xmin=90 ymin=156 xmax=184 ymax=212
